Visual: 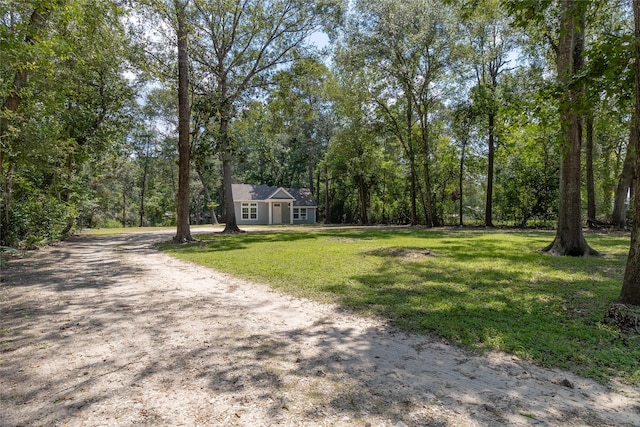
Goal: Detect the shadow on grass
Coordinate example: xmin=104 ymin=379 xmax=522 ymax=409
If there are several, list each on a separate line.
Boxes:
xmin=334 ymin=234 xmax=637 ymax=382
xmin=161 ymin=227 xmax=401 ymax=255
xmin=1 ymin=230 xmax=638 ymax=426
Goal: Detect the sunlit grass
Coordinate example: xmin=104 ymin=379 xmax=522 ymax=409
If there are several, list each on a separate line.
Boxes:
xmin=160 ymin=227 xmax=639 ymax=384
xmin=82 ymin=224 xmax=224 ymax=236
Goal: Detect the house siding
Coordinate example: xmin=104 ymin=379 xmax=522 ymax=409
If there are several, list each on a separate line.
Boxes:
xmin=292 ymin=207 xmax=316 ymax=224
xmin=232 ymin=184 xmax=317 ymax=225
xmin=234 ymin=201 xmax=268 ymax=225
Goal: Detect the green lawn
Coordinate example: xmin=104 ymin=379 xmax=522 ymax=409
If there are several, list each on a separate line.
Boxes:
xmin=159 ymin=227 xmax=639 ymax=384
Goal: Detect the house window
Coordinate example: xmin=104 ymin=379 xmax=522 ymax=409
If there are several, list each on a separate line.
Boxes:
xmin=241 ymin=202 xmax=257 ymax=220
xmin=293 ymin=208 xmax=307 ymax=220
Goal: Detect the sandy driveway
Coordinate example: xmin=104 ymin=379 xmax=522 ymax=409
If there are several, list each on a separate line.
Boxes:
xmin=1 ymin=230 xmax=639 ymax=426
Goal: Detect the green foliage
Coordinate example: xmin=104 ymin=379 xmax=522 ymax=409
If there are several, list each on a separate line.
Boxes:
xmin=162 ymin=228 xmax=639 ymax=384
xmin=3 ymin=177 xmax=71 ymax=248
xmin=497 ymin=152 xmax=558 ymax=226
xmin=0 ymin=0 xmax=137 ymax=247
xmin=101 ymin=218 xmax=124 ymax=229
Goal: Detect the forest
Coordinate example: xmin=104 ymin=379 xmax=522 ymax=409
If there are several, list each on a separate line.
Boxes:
xmin=0 ymin=1 xmax=638 ymax=260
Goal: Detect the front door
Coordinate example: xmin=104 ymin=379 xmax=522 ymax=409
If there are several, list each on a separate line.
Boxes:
xmin=273 ymin=203 xmax=281 ymax=224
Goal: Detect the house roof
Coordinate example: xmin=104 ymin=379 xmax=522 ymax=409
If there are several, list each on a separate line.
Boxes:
xmin=232 ymin=184 xmax=317 ymax=207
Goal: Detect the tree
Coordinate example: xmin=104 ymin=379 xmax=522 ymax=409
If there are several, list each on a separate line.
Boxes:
xmin=462 ymin=0 xmax=516 ymax=227
xmin=616 ymin=0 xmax=640 ymax=307
xmin=1 ymin=1 xmax=56 ymax=245
xmin=342 ymin=0 xmax=456 ymax=226
xmin=173 ymin=0 xmax=193 ymax=242
xmin=1 ymin=0 xmax=136 ymax=247
xmin=542 ymin=0 xmax=598 ymax=255
xmin=612 ymin=129 xmax=636 ymax=228
xmin=189 ymin=0 xmax=336 ymax=233
xmin=504 ymin=0 xmax=597 ymax=254
xmin=451 ymin=102 xmax=476 ymax=226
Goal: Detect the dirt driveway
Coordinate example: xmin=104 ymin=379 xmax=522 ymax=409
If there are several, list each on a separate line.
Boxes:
xmin=1 ymin=230 xmax=639 ymax=426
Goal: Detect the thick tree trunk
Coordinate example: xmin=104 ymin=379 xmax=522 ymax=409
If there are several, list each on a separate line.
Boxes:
xmin=173 ymin=0 xmax=192 ymax=243
xmin=612 ymin=129 xmax=635 ymax=229
xmin=220 ymin=102 xmax=242 ymax=234
xmin=485 ymin=113 xmax=495 ymax=227
xmin=543 ymin=0 xmax=597 ymax=256
xmin=221 ymin=150 xmax=239 ymax=233
xmin=618 ymin=176 xmax=640 ymax=306
xmin=585 ymin=115 xmax=596 ymax=227
xmin=617 ymin=0 xmax=640 ymax=306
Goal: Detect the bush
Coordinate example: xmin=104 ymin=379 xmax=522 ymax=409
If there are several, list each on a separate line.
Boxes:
xmin=1 ymin=178 xmax=71 ymax=248
xmin=102 ymin=218 xmax=124 ymax=228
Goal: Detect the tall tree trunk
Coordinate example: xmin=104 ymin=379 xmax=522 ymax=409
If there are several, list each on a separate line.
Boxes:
xmin=617 ymin=0 xmax=640 ymax=306
xmin=585 ymin=114 xmax=596 ymax=227
xmin=543 ymin=0 xmax=597 ymax=256
xmin=459 ymin=142 xmax=466 ymax=226
xmin=612 ymin=128 xmax=636 ymax=229
xmin=139 ymin=138 xmax=150 ymax=227
xmin=485 ymin=113 xmax=495 ymax=227
xmin=173 ymin=0 xmax=192 ymax=243
xmin=315 ymin=165 xmax=320 ymax=207
xmin=220 ymin=98 xmax=241 ymax=233
xmin=324 ymin=165 xmax=331 ymax=224
xmin=308 ymin=141 xmax=315 ymax=194
xmin=358 ymin=174 xmax=368 ymax=225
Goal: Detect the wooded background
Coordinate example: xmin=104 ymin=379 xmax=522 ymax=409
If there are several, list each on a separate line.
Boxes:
xmin=0 ymin=0 xmax=636 ymax=247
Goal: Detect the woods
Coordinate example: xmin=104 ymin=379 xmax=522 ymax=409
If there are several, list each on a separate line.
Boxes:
xmin=1 ymin=1 xmax=640 ymax=301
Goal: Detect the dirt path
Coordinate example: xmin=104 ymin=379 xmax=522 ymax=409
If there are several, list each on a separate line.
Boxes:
xmin=1 ymin=230 xmax=639 ymax=427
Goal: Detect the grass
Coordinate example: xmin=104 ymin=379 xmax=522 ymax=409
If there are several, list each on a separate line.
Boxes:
xmin=158 ymin=226 xmax=640 ymax=384
xmin=82 ymin=224 xmax=223 ymax=236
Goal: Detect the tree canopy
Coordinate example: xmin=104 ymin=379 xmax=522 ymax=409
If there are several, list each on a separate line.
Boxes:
xmin=2 ymin=0 xmax=640 ymax=306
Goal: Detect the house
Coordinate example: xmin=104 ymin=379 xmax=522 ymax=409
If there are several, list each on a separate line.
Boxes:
xmin=231 ymin=184 xmax=317 ymax=225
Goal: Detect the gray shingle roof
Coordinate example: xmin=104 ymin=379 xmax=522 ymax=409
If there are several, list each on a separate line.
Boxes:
xmin=232 ymin=184 xmax=317 ymax=207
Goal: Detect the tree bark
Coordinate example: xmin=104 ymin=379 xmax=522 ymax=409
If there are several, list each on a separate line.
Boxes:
xmin=543 ymin=0 xmax=597 ymax=256
xmin=612 ymin=128 xmax=636 ymax=229
xmin=459 ymin=142 xmax=466 ymax=226
xmin=617 ymin=0 xmax=640 ymax=306
xmin=585 ymin=114 xmax=596 ymax=227
xmin=139 ymin=138 xmax=150 ymax=227
xmin=485 ymin=112 xmax=495 ymax=227
xmin=324 ymin=165 xmax=331 ymax=224
xmin=220 ymin=97 xmax=241 ymax=233
xmin=358 ymin=174 xmax=368 ymax=225
xmin=173 ymin=0 xmax=193 ymax=243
